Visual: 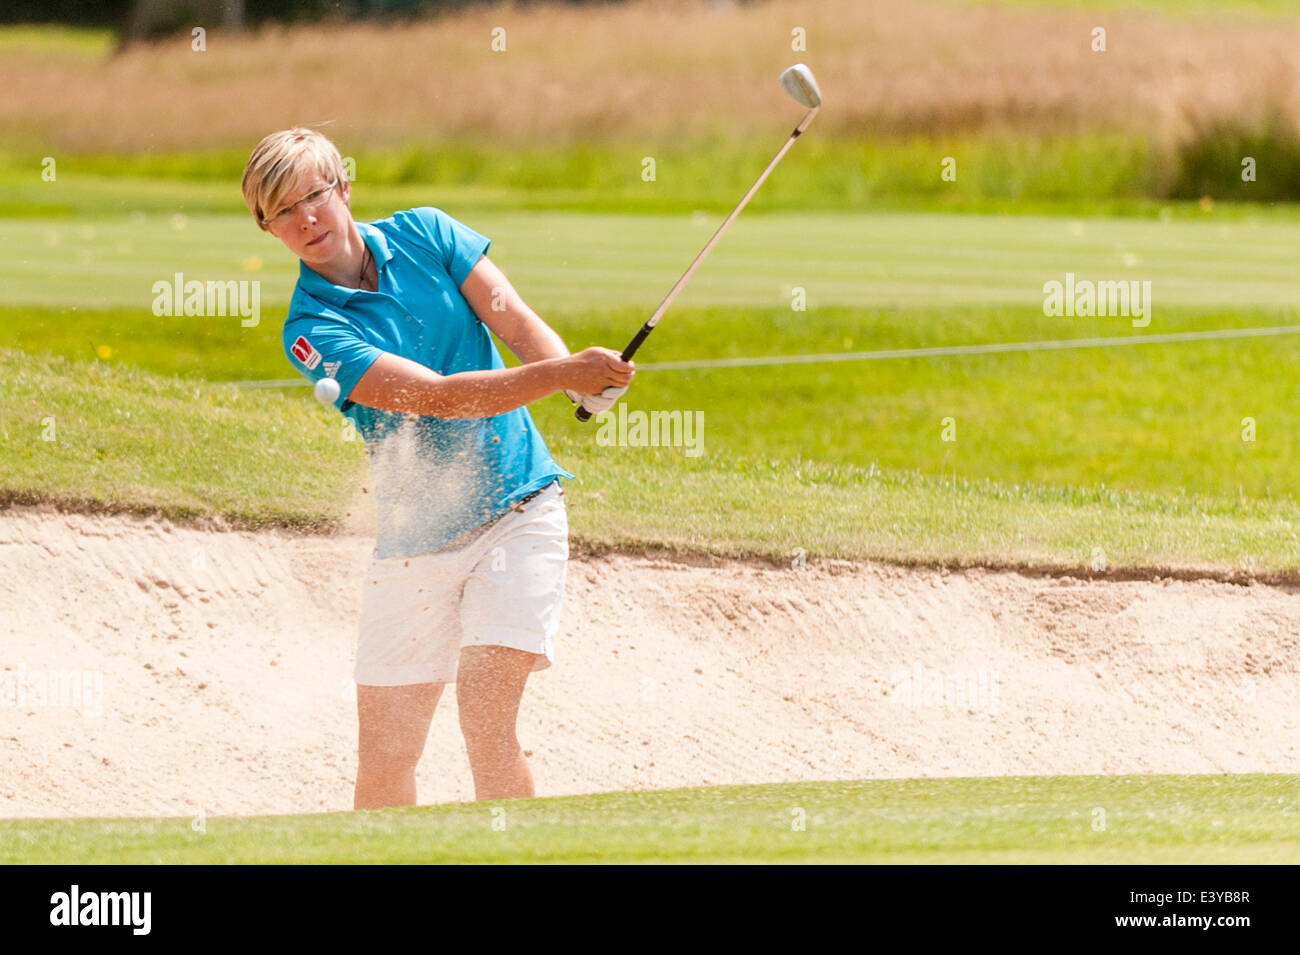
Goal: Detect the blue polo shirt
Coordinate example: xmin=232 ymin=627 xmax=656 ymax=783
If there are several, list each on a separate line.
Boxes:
xmin=282 ymin=206 xmax=573 ymax=559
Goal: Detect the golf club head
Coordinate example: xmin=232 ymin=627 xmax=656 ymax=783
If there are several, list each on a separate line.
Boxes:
xmin=780 ymin=64 xmax=821 ymax=109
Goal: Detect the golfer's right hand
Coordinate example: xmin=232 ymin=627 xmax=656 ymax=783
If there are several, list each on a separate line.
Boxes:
xmin=562 ymin=347 xmax=635 ymax=396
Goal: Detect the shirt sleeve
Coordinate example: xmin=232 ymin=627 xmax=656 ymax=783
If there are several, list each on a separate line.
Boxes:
xmin=283 ymin=316 xmax=384 ymax=411
xmin=409 ymin=206 xmax=491 ymax=285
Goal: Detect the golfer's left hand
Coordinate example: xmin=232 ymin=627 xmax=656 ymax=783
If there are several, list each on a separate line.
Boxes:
xmin=578 ymin=385 xmax=628 ymax=415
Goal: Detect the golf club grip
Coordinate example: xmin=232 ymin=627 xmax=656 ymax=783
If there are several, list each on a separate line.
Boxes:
xmin=575 ymin=323 xmax=652 ymax=422
xmin=621 ymin=324 xmax=653 ymax=362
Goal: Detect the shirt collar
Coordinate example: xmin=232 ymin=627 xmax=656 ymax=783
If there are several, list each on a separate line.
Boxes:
xmin=296 ymin=221 xmax=395 ymax=307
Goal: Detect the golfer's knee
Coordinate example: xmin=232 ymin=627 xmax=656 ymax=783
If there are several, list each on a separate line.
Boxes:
xmin=458 ymin=706 xmax=517 ymax=758
xmin=358 ymin=734 xmax=425 ymax=774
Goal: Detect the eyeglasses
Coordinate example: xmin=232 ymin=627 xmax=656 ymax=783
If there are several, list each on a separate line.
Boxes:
xmin=263 ymin=179 xmax=338 ymax=227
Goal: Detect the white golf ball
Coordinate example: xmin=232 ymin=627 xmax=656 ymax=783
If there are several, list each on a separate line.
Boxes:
xmin=314 ymin=377 xmax=341 ymax=405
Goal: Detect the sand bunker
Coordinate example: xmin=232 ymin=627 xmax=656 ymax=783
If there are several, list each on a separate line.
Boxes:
xmin=1 ymin=505 xmax=1297 ymax=819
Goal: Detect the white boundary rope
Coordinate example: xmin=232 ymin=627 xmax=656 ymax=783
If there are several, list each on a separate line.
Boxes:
xmin=635 ymin=325 xmax=1300 ymax=371
xmin=230 ymin=324 xmax=1300 ymax=386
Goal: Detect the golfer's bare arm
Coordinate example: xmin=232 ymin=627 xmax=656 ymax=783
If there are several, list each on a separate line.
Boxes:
xmin=460 ymin=255 xmax=570 ymax=364
xmin=348 ymin=255 xmax=631 ymax=419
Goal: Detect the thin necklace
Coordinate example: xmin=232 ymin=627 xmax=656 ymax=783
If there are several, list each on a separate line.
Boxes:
xmin=357 ymin=243 xmax=372 ymax=290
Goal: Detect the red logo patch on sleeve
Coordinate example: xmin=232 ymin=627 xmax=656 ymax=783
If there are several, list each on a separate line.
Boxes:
xmin=290 ymin=335 xmax=322 ymax=370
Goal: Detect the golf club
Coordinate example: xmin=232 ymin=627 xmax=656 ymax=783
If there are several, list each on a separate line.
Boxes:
xmin=576 ymin=63 xmax=822 ymax=422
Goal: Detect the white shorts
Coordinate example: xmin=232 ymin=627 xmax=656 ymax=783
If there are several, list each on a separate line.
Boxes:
xmin=355 ymin=482 xmax=568 ymax=686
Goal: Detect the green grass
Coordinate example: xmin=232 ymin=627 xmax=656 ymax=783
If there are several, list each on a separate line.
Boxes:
xmin=5 ymin=202 xmax=1300 ymax=572
xmin=49 ymin=134 xmax=1167 ymax=206
xmin=1 ymin=130 xmax=1292 ymax=219
xmin=0 ymin=24 xmax=115 ymax=55
xmin=4 ymin=774 xmax=1296 ymax=864
xmin=7 ymin=346 xmax=1300 ymax=575
xmin=0 ymin=350 xmax=356 ymax=527
xmin=563 ymin=455 xmax=1300 ymax=577
xmin=5 ymin=208 xmax=1300 ymax=313
xmin=13 ymin=300 xmax=1300 ymax=504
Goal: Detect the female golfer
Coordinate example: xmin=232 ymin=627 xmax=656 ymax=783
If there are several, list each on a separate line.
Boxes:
xmin=241 ymin=128 xmax=633 ymax=809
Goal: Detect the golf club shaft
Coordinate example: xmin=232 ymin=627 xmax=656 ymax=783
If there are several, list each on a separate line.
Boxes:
xmin=576 ymin=106 xmax=819 ymax=422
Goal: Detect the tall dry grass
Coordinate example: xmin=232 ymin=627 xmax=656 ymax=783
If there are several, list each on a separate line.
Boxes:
xmin=2 ymin=0 xmax=1299 ymax=153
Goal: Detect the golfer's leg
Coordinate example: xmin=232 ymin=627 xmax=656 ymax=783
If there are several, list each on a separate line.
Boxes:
xmin=355 ymin=682 xmax=443 ymax=810
xmin=456 ymin=646 xmax=536 ymax=801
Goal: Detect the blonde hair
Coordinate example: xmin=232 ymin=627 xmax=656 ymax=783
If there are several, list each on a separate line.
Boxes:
xmin=241 ymin=127 xmax=347 ymax=230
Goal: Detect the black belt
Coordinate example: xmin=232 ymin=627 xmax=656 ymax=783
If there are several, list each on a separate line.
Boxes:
xmin=507 ymin=480 xmax=559 ymax=513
